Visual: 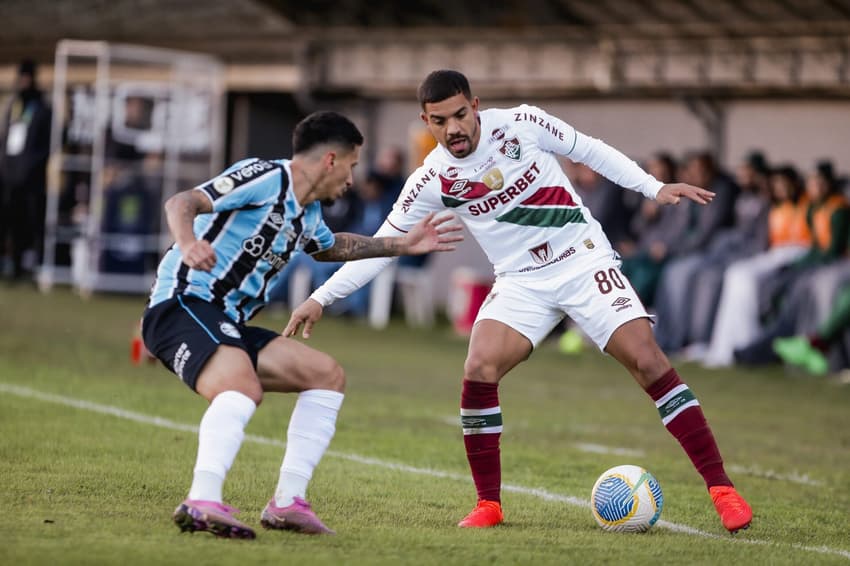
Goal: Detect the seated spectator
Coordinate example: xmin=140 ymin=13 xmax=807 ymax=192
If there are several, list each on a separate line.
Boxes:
xmin=773 ymin=280 xmax=850 ymax=376
xmin=311 ymin=171 xmax=395 ymax=317
xmin=619 ymin=152 xmax=686 ymax=306
xmin=702 ymin=165 xmax=811 ymax=367
xmin=758 ymin=162 xmax=849 ymax=320
xmin=571 ymin=162 xmax=634 ymax=248
xmin=733 ymin=162 xmax=850 ymax=365
xmin=652 ymin=151 xmax=739 ymax=353
xmin=676 ymin=151 xmax=773 ymax=358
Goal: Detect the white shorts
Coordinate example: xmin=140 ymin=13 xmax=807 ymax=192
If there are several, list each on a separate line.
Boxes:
xmin=476 ymin=257 xmax=651 ymax=350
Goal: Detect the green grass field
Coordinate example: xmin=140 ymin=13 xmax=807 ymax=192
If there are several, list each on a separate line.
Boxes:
xmin=2 ymin=285 xmax=849 ymax=565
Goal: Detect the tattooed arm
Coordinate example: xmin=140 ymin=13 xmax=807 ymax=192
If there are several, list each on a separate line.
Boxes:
xmin=312 ymin=212 xmax=462 ymax=262
xmin=312 ymin=232 xmax=407 ymax=261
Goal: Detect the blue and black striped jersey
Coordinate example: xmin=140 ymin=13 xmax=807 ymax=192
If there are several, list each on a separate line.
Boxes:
xmin=148 ymin=158 xmax=335 ymax=323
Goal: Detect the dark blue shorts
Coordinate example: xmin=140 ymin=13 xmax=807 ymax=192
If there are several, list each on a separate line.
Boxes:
xmin=141 ymin=295 xmax=279 ymax=391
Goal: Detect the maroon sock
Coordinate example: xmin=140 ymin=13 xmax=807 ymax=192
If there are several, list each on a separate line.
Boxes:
xmin=646 ymin=368 xmax=732 ymax=489
xmin=461 ymin=379 xmax=502 ymax=503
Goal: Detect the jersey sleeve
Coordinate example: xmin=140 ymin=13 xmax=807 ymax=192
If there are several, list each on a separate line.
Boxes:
xmin=195 ymin=158 xmax=281 ymax=212
xmin=302 ymin=213 xmax=336 ymax=256
xmin=384 ymin=164 xmax=444 ymax=233
xmin=518 ymin=104 xmax=663 ymax=199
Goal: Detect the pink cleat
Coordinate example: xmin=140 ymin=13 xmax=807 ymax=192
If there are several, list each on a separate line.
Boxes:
xmin=260 ymin=497 xmax=335 ymax=535
xmin=173 ymin=499 xmax=256 ymax=539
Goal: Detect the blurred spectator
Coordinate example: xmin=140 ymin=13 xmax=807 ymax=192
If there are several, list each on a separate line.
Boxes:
xmin=0 ymin=59 xmax=52 ymax=280
xmin=371 ymin=145 xmax=406 ymax=201
xmin=652 ymin=151 xmax=739 ymax=353
xmin=733 ymin=161 xmax=850 ymax=365
xmin=311 ymin=169 xmax=397 ymax=317
xmin=773 ymin=278 xmax=850 ymax=376
xmin=572 ymin=163 xmax=634 ymax=248
xmin=702 ymin=165 xmax=812 ymax=367
xmin=98 ymin=152 xmax=160 ymax=274
xmin=619 ymin=152 xmax=686 ymax=306
xmin=674 ymin=151 xmax=773 ymax=358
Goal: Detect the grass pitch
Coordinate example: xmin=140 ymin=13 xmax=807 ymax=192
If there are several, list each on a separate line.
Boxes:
xmin=1 ymin=285 xmax=849 ymax=565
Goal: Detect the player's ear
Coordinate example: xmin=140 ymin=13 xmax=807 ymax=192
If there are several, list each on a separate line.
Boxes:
xmin=471 ymin=96 xmax=480 ymax=111
xmin=419 ymin=111 xmax=428 ymax=126
xmin=323 ymin=150 xmax=336 ymax=171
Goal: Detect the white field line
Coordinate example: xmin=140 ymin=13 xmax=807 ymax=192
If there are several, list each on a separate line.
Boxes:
xmin=2 ymin=382 xmax=848 ymax=561
xmin=727 ymin=464 xmax=823 ymax=487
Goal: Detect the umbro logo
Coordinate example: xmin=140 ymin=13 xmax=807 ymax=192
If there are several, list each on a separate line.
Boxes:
xmin=612 ymin=297 xmax=632 ymax=312
xmin=449 ymin=179 xmax=471 ymax=196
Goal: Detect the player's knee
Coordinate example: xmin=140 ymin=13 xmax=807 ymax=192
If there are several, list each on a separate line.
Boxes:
xmin=632 ymin=347 xmax=670 ymax=383
xmin=243 ymin=385 xmax=264 ymax=406
xmin=315 ymin=357 xmax=346 ymax=392
xmin=463 ymin=353 xmax=500 ymax=383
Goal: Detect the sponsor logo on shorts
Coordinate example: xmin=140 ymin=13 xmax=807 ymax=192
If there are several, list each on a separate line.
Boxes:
xmin=173 ymin=343 xmax=191 ymax=378
xmin=611 ymin=297 xmax=632 ymax=312
xmin=219 ymin=322 xmax=241 ymax=339
xmin=584 ymin=238 xmax=595 ymax=250
xmin=213 ymin=176 xmax=235 ymax=194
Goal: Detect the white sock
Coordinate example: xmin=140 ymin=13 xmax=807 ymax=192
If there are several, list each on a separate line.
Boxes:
xmin=187 ymin=390 xmax=257 ymax=502
xmin=274 ymin=389 xmax=344 ymax=507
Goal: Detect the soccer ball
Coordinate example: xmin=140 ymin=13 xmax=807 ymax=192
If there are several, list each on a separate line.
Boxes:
xmin=590 ymin=464 xmax=663 ymax=532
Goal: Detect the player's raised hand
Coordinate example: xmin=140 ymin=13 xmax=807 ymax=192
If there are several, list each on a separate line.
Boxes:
xmin=403 ymin=212 xmax=464 ymax=255
xmin=656 ymin=183 xmax=715 ymax=206
xmin=284 ymin=298 xmax=324 ymax=339
xmin=181 ymin=240 xmax=217 ymax=272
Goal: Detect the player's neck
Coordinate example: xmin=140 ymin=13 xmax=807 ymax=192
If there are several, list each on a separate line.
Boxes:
xmin=290 ymin=159 xmax=321 ymax=207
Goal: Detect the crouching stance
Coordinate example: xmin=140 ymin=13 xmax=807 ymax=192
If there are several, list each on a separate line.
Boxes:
xmin=142 ymin=111 xmax=462 ymax=538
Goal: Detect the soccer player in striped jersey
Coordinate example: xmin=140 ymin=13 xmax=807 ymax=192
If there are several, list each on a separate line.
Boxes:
xmin=142 ymin=111 xmax=462 ymax=539
xmin=286 ymin=72 xmax=753 ymax=534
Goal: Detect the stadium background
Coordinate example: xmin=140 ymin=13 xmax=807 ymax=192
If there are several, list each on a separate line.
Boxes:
xmin=2 ymin=3 xmax=850 ymax=563
xmin=2 ymin=0 xmax=849 ymax=308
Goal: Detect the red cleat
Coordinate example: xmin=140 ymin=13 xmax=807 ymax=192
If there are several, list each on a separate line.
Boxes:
xmin=457 ymin=500 xmax=504 ymax=528
xmin=710 ymin=486 xmax=753 ymax=534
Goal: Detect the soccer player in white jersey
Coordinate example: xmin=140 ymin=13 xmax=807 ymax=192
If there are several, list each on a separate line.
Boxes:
xmin=142 ymin=111 xmax=462 ymax=539
xmin=286 ymin=71 xmax=753 ymax=534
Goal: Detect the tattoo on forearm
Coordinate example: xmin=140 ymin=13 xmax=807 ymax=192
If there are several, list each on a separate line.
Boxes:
xmin=315 ymin=233 xmax=402 ymax=261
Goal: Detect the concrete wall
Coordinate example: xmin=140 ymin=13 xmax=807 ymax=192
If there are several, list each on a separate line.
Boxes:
xmin=370 ymin=97 xmax=850 ymax=174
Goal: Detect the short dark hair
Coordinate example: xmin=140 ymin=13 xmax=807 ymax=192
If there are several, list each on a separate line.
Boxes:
xmin=417 ymin=70 xmax=472 ymax=109
xmin=292 ymin=111 xmax=363 ymax=155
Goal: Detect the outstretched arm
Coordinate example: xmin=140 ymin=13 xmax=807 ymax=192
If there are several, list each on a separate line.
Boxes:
xmin=655 ymin=183 xmax=715 ymax=206
xmin=164 ymin=190 xmax=216 ymax=271
xmin=312 ymin=212 xmax=462 ymax=262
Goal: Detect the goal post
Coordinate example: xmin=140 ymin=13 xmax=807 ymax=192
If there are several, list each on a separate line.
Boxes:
xmin=39 ymin=40 xmax=225 ymax=295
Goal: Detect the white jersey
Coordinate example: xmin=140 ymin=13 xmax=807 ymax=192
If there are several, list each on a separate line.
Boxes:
xmin=310 ymin=104 xmax=663 ymax=306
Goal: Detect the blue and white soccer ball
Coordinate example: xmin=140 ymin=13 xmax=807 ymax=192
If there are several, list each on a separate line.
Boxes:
xmin=590 ymin=464 xmax=664 ymax=532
